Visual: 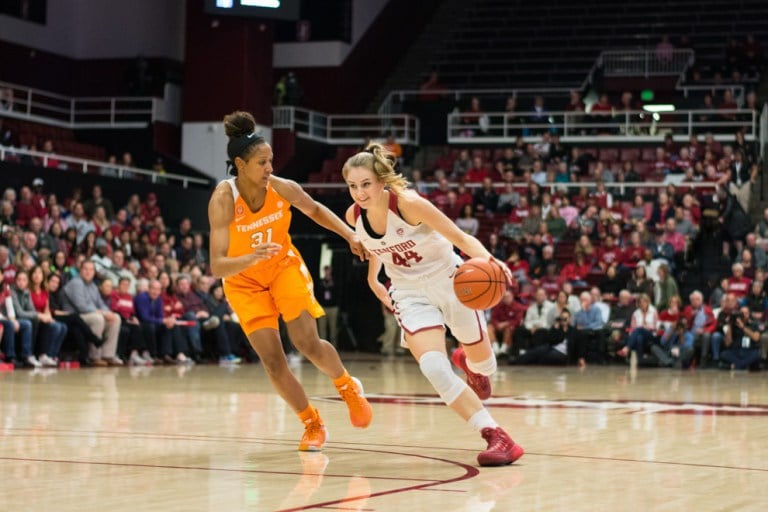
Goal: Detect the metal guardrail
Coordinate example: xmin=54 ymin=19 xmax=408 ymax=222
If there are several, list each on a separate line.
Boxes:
xmin=377 ymin=87 xmax=573 ymax=116
xmin=678 ymin=84 xmax=745 ymax=104
xmin=0 ymin=144 xmax=210 ymax=189
xmin=599 ymin=49 xmax=695 ymax=78
xmin=297 ymin=181 xmax=725 ymax=194
xmin=761 ymin=104 xmax=768 ymax=161
xmin=447 ymin=108 xmax=758 ymax=144
xmin=0 ymin=80 xmax=181 ymax=128
xmin=273 ymin=106 xmax=420 ymax=145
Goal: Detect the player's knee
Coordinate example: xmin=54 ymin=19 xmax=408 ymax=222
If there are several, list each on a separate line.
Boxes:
xmin=418 ymin=351 xmax=465 ymax=405
xmin=260 ymin=353 xmax=290 ymax=376
xmin=466 ymin=355 xmax=497 ymax=376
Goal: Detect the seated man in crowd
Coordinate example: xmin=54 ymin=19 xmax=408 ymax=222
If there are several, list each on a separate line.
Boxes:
xmin=682 ymin=290 xmax=717 ymax=366
xmin=61 ymin=260 xmax=122 ymax=366
xmin=174 ymin=274 xmax=240 ymax=364
xmin=572 ymin=291 xmax=607 ymax=367
xmin=515 ymin=308 xmax=571 ymax=366
xmin=134 ymin=278 xmax=192 ymax=364
xmin=719 ymin=306 xmax=762 ymax=371
xmin=607 ymin=290 xmax=635 ymax=356
xmin=512 ymin=287 xmax=554 ymax=361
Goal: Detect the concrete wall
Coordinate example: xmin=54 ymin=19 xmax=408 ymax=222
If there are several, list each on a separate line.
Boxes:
xmin=0 ymin=0 xmax=185 ymax=60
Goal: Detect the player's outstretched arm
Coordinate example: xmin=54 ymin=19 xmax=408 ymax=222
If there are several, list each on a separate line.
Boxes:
xmin=208 ymin=182 xmax=281 ymax=278
xmin=271 ymin=175 xmax=366 ymax=261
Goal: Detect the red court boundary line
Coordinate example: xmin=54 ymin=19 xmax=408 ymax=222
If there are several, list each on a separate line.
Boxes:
xmin=6 ymin=426 xmax=767 ymax=473
xmin=0 ymin=431 xmax=481 ymax=512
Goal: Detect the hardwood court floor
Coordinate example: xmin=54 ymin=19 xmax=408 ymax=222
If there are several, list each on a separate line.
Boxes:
xmin=1 ymin=356 xmax=767 ymax=511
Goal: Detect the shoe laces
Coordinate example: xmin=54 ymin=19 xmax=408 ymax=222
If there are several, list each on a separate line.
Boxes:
xmin=481 ymin=427 xmax=511 ymax=451
xmin=303 ymin=418 xmax=324 ymax=440
xmin=337 ymin=381 xmax=361 ymax=405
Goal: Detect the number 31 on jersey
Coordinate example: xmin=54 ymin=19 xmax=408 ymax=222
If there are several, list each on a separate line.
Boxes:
xmin=250 ymin=228 xmax=273 ymax=248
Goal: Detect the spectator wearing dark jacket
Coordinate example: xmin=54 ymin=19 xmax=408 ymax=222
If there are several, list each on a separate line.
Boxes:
xmin=175 ymin=274 xmax=239 ymax=364
xmin=134 ymin=279 xmax=191 ymax=364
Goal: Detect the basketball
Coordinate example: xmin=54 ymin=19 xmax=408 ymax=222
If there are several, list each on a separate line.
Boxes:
xmin=453 ymin=257 xmax=507 ymax=310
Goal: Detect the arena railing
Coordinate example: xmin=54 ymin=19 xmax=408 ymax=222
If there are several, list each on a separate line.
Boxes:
xmin=377 ymin=88 xmax=573 ymax=117
xmin=272 ymin=106 xmax=420 ymax=145
xmin=598 ymin=49 xmax=695 ymax=78
xmin=446 ymin=108 xmax=759 ymax=144
xmin=0 ymin=80 xmax=181 ymax=128
xmin=298 ymin=180 xmax=721 ymax=196
xmin=0 ymin=144 xmax=210 ymax=188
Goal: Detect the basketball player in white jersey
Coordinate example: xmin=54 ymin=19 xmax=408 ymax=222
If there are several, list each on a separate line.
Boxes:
xmin=342 ymin=143 xmax=524 ymax=466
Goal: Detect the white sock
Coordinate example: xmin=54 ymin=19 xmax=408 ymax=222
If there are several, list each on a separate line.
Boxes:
xmin=467 ymin=408 xmax=498 ymax=432
xmin=466 ymin=354 xmax=497 ymax=376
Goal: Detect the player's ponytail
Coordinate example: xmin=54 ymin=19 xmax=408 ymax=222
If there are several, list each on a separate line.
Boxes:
xmin=223 ymin=110 xmax=265 ymax=176
xmin=342 ymin=143 xmax=410 ymax=193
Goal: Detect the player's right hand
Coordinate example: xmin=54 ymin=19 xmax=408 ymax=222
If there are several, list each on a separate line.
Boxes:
xmin=252 ymin=243 xmax=282 ymax=262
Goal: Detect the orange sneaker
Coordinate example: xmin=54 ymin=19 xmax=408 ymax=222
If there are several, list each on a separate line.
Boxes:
xmin=336 ymin=376 xmax=372 ymax=428
xmin=298 ymin=414 xmax=327 ymax=452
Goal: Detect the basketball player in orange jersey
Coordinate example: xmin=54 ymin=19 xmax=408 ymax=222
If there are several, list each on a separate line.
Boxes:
xmin=208 ymin=111 xmax=372 ymax=452
xmin=342 ymin=143 xmax=524 ymax=466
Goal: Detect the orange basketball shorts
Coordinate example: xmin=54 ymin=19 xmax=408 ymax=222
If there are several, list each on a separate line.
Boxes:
xmin=224 ymin=252 xmax=324 ymax=335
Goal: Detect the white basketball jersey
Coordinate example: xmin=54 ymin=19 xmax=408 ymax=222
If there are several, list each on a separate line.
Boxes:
xmin=353 ymin=193 xmax=458 ymax=285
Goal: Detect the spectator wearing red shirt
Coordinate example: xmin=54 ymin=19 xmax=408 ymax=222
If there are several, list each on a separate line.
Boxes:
xmin=590 ymin=93 xmax=613 ymax=117
xmin=442 ymin=191 xmax=461 ymax=220
xmin=427 ymin=178 xmax=451 ymax=211
xmin=464 ymin=156 xmax=489 ymax=183
xmin=0 ymin=245 xmax=17 ymax=285
xmin=663 ymin=218 xmax=686 ymax=254
xmin=596 ymin=234 xmax=624 ymax=271
xmin=505 ymin=250 xmax=530 ymax=284
xmin=41 ymin=139 xmax=60 ymax=169
xmin=507 ymin=196 xmax=530 ymax=224
xmin=658 ymin=294 xmax=682 ymax=334
xmin=727 ymin=263 xmax=752 ymax=298
xmin=455 ymin=182 xmax=473 ymax=210
xmin=432 ymin=146 xmax=455 ymax=173
xmin=107 ymin=276 xmax=150 ymax=366
xmin=591 ymin=181 xmax=613 ymax=209
xmin=559 ymin=252 xmax=591 ymax=287
xmin=14 ymin=186 xmax=39 ymax=228
xmin=140 ymin=192 xmax=161 ymax=227
xmin=110 ymin=209 xmax=129 ymax=238
xmin=565 ymin=90 xmax=585 ymax=112
xmin=488 ymin=290 xmax=528 ymax=356
xmin=30 ymin=178 xmax=48 ymax=218
xmin=680 ymin=193 xmax=701 ymax=225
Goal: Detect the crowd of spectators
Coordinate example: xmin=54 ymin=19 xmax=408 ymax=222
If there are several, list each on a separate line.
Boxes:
xmin=419 ymin=128 xmax=766 ymax=371
xmin=0 ymin=181 xmax=250 ymax=369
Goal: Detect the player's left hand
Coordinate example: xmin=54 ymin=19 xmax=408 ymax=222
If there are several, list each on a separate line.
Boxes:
xmin=348 ymin=234 xmax=368 ymax=261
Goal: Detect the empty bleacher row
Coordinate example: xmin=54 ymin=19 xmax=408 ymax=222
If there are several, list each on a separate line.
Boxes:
xmin=1 ymin=116 xmax=105 ymax=161
xmin=432 ymin=0 xmax=768 ymax=88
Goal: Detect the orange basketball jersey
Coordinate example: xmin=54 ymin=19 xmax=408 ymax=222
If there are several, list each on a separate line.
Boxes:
xmin=225 ymin=178 xmax=294 ymax=285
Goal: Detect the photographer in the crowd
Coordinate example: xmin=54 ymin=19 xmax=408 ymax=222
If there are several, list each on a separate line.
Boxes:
xmin=650 ymin=317 xmax=694 ymax=368
xmin=718 ymin=305 xmax=762 ymax=370
xmin=514 ymin=308 xmax=571 ymax=365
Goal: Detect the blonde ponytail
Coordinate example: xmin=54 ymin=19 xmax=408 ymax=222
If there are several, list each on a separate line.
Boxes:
xmin=342 ymin=143 xmax=410 ymax=192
